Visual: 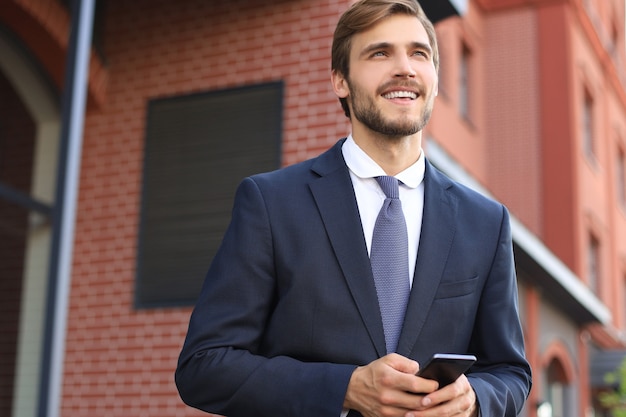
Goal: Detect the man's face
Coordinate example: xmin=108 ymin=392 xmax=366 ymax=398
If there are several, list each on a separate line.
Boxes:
xmin=333 ymin=14 xmax=438 ymax=138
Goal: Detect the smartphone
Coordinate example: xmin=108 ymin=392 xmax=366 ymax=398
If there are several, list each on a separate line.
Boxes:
xmin=416 ymin=353 xmax=477 ymax=387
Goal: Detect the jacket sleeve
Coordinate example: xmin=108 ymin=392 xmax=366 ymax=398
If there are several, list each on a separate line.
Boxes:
xmin=174 ymin=177 xmax=356 ymax=417
xmin=467 ymin=206 xmax=532 ymax=416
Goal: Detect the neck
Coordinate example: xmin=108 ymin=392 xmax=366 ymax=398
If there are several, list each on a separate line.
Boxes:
xmin=352 ymin=128 xmax=423 ymax=176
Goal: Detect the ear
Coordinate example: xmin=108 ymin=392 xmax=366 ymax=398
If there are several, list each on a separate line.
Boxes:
xmin=331 ymin=70 xmax=350 ymax=99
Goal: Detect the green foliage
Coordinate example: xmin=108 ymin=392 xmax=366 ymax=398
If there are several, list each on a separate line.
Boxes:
xmin=599 ymin=356 xmax=626 ymax=417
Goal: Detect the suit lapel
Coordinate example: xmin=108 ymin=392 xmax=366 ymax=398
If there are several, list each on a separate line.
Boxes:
xmin=397 ymin=161 xmax=458 ymax=356
xmin=309 ymin=141 xmax=387 ymax=357
xmin=307 ymin=144 xmax=459 ymax=358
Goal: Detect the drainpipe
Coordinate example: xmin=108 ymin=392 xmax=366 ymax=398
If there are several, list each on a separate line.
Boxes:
xmin=37 ymin=0 xmax=95 ymax=416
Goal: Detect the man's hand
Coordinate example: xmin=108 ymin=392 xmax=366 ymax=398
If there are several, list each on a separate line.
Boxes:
xmin=343 ymin=354 xmax=435 ymax=417
xmin=410 ymin=374 xmax=478 ymax=417
xmin=343 ymin=354 xmax=479 ymax=417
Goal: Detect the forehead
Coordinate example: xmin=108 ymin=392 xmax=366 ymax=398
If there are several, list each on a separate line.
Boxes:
xmin=350 ymin=14 xmax=430 ymax=54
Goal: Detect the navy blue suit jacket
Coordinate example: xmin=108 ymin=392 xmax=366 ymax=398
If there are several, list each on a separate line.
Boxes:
xmin=176 ymin=139 xmax=531 ymax=416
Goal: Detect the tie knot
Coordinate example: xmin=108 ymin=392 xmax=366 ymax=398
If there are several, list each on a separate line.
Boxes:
xmin=376 ymin=176 xmax=400 ymax=199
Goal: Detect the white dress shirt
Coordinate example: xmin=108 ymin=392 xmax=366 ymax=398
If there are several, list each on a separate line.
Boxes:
xmin=341 ymin=135 xmax=425 ymax=287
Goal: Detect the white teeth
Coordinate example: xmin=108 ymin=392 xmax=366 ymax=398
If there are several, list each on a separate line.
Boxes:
xmin=383 ymin=91 xmax=417 ymax=99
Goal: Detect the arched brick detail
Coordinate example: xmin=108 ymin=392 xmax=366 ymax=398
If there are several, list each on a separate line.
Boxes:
xmin=0 ymin=0 xmax=107 ymax=108
xmin=542 ymin=340 xmax=577 ymax=383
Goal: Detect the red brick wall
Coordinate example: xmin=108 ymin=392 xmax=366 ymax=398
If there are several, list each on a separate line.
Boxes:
xmin=64 ymin=1 xmax=351 ymax=415
xmin=0 ymin=71 xmax=35 ymax=417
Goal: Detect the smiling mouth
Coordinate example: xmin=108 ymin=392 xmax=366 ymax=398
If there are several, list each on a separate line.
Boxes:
xmin=382 ymin=90 xmax=418 ymax=100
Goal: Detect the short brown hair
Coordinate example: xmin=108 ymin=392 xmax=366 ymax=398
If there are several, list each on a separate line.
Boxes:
xmin=331 ymin=0 xmax=439 ymax=117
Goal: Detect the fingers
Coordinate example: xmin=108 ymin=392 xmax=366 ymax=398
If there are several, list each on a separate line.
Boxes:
xmin=385 ymin=353 xmax=420 ymax=374
xmin=344 ymin=354 xmax=439 ymax=417
xmin=415 ymin=375 xmax=478 ymax=416
xmin=344 ymin=355 xmax=478 ymax=417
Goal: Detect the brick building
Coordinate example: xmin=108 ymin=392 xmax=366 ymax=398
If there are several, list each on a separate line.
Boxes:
xmin=0 ymin=0 xmax=625 ymax=416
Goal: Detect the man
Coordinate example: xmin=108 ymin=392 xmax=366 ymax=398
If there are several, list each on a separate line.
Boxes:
xmin=175 ymin=0 xmax=532 ymax=416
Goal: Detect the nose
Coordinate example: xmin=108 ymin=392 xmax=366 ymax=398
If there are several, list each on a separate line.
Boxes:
xmin=394 ymin=54 xmax=416 ymax=78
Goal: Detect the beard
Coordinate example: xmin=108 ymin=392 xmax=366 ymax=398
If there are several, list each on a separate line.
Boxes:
xmin=347 ymin=78 xmax=434 ymax=138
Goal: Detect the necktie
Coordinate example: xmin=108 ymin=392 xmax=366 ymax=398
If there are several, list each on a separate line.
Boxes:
xmin=370 ymin=176 xmax=410 ymax=353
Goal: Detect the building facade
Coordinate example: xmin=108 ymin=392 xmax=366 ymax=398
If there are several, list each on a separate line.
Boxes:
xmin=0 ymin=0 xmax=625 ymax=416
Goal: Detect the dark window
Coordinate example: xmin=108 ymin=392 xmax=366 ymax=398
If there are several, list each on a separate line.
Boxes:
xmin=136 ymin=82 xmax=283 ymax=308
xmin=459 ymin=43 xmax=471 ymax=120
xmin=582 ymin=88 xmax=595 ymax=160
xmin=434 ymin=28 xmax=448 ymax=98
xmin=617 ymin=146 xmax=626 ymax=208
xmin=545 ymin=359 xmax=570 ymax=417
xmin=588 ymin=233 xmax=600 ymax=293
xmin=622 ymin=273 xmax=626 ymax=334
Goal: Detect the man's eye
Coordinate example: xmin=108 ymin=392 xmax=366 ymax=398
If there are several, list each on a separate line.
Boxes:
xmin=372 ymin=51 xmax=387 ymax=57
xmin=413 ymin=50 xmax=428 ymax=58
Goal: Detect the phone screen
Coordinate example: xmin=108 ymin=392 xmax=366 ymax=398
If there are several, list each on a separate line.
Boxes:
xmin=416 ymin=353 xmax=476 ymax=387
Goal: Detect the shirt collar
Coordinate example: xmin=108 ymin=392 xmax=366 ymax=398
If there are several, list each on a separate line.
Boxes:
xmin=342 ymin=134 xmax=425 ymax=189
